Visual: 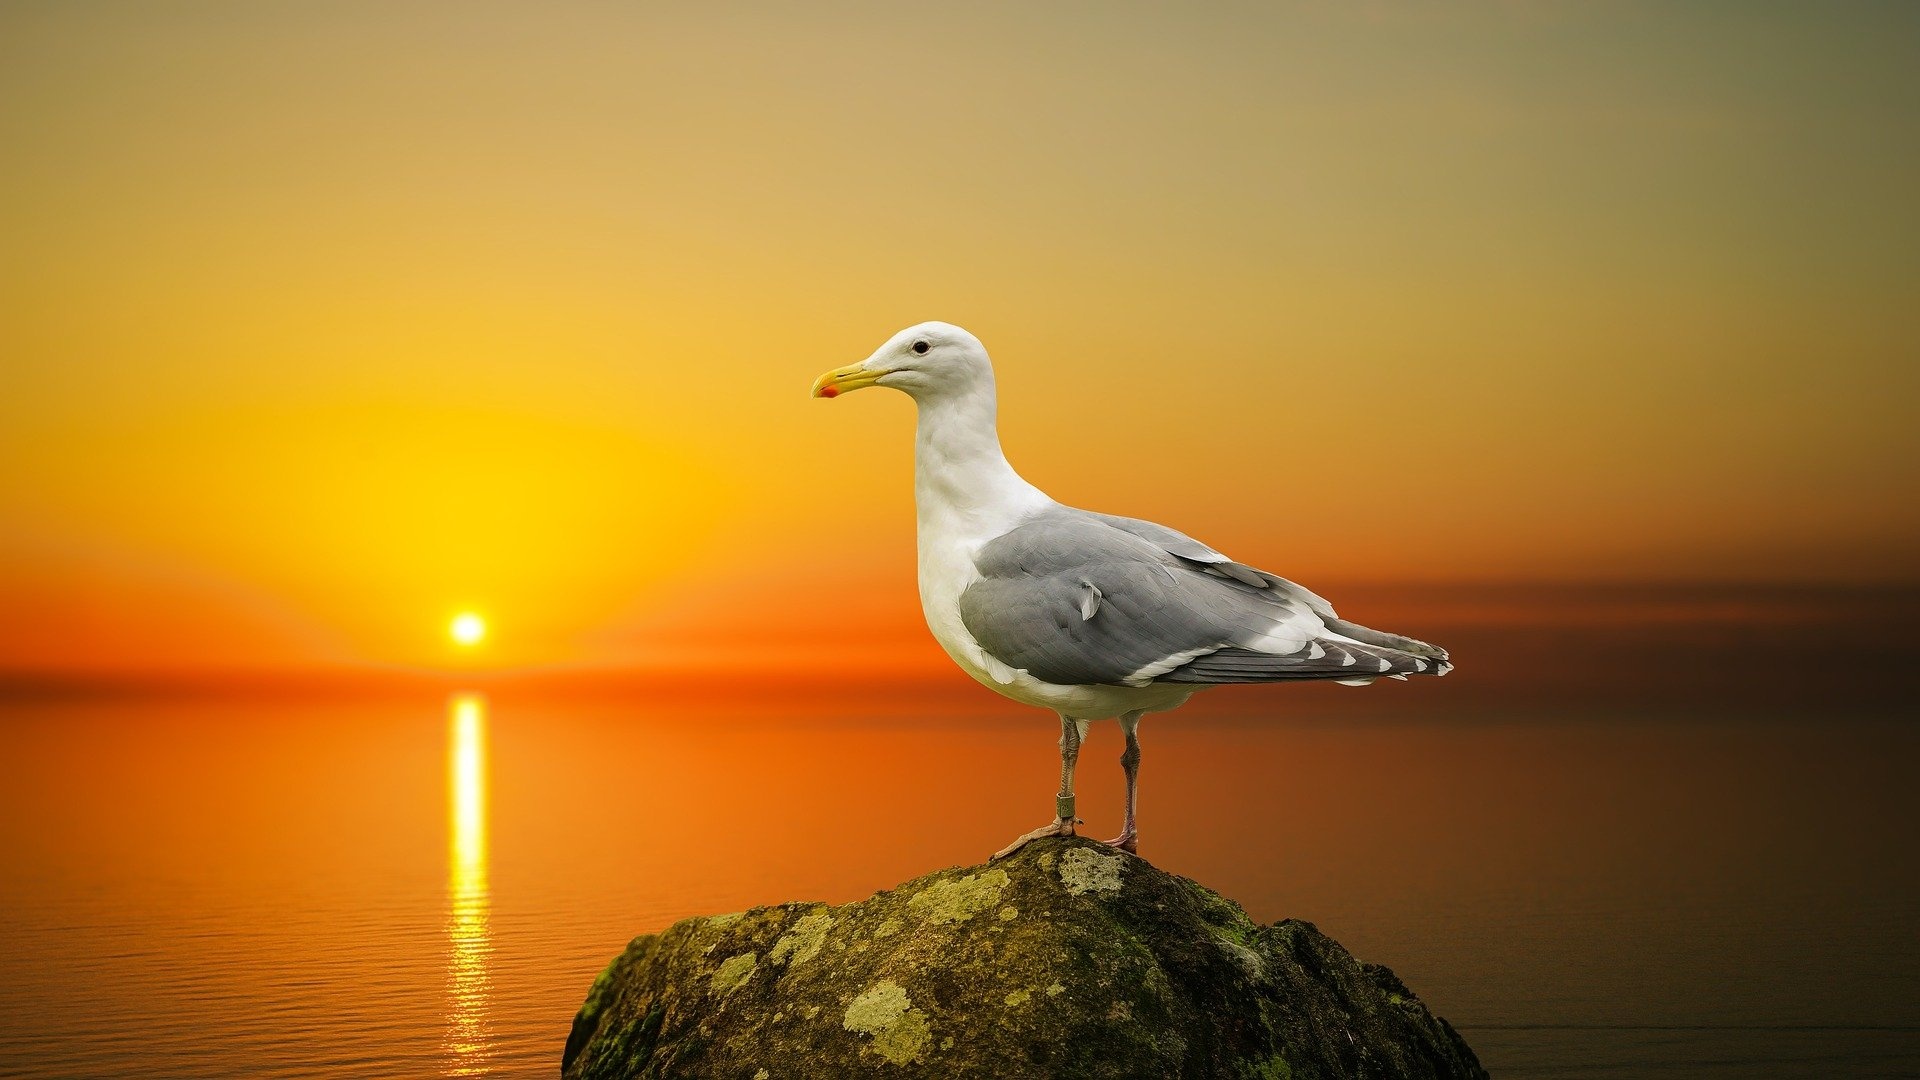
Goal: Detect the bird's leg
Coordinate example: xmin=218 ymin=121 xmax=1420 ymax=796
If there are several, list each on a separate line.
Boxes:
xmin=993 ymin=715 xmax=1087 ymax=860
xmin=1105 ymin=711 xmax=1142 ymax=854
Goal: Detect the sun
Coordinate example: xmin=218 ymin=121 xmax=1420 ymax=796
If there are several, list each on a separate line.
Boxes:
xmin=449 ymin=612 xmax=486 ymax=647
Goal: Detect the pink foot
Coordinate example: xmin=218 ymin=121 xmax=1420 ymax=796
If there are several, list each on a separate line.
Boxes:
xmin=1103 ymin=831 xmax=1137 ymax=854
xmin=992 ymin=818 xmax=1078 ymax=860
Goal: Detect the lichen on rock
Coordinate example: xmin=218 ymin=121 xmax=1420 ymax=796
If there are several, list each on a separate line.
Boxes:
xmin=1056 ymin=845 xmax=1127 ymax=897
xmin=562 ymin=837 xmax=1486 ymax=1079
xmin=770 ymin=908 xmax=834 ymax=968
xmin=906 ymin=867 xmax=1009 ymax=925
xmin=709 ymin=951 xmax=756 ymax=996
xmin=843 ymin=979 xmax=933 ymax=1065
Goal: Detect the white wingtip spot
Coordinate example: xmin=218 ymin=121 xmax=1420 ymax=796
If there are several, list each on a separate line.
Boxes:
xmin=1340 ymin=652 xmax=1357 ymax=666
xmin=1336 ymin=677 xmax=1376 ymax=687
xmin=1376 ymin=658 xmax=1391 ymax=672
xmin=1307 ymin=642 xmax=1326 ymax=660
xmin=1413 ymin=659 xmax=1428 ymax=672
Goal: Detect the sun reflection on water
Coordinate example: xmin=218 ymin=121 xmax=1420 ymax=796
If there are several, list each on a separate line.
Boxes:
xmin=444 ymin=693 xmax=493 ymax=1075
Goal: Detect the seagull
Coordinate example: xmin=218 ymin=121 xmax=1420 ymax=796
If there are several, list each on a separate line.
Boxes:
xmin=811 ymin=323 xmax=1451 ymax=859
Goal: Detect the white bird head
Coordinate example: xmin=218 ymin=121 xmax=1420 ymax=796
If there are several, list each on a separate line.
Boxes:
xmin=811 ymin=322 xmax=994 ymax=403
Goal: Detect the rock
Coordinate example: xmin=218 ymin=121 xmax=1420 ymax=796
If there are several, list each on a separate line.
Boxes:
xmin=562 ymin=838 xmax=1485 ymax=1079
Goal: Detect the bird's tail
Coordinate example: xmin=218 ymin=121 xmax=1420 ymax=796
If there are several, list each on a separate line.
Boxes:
xmin=1322 ymin=618 xmax=1451 ymax=667
xmin=1157 ymin=621 xmax=1452 ymax=686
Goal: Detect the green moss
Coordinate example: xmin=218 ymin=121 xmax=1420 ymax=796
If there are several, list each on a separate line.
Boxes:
xmin=710 ymin=951 xmax=757 ymax=995
xmin=1004 ymin=988 xmax=1031 ymax=1006
xmin=770 ymin=908 xmax=834 ymax=968
xmin=666 ymin=1029 xmax=709 ymax=1070
xmin=1215 ymin=935 xmax=1265 ymax=976
xmin=580 ymin=961 xmax=618 ymax=1024
xmin=907 ymin=868 xmax=1009 ymax=925
xmin=1211 ymin=915 xmax=1258 ymax=949
xmin=580 ymin=1005 xmax=663 ymax=1080
xmin=1131 ymin=962 xmax=1178 ymax=1029
xmin=1244 ymin=1054 xmax=1293 ymax=1080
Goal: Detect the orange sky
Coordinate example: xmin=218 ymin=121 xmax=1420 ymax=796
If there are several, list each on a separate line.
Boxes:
xmin=2 ymin=3 xmax=1915 ymax=674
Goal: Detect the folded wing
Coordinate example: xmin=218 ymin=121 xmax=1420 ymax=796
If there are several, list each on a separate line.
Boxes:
xmin=957 ymin=508 xmax=1450 ymax=689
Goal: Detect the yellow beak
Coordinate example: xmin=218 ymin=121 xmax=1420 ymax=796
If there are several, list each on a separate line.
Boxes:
xmin=811 ymin=362 xmax=886 ymax=399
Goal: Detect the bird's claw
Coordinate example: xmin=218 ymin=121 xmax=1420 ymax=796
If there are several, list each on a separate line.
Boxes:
xmin=1102 ymin=832 xmax=1138 ymax=854
xmin=991 ymin=818 xmax=1077 ymax=860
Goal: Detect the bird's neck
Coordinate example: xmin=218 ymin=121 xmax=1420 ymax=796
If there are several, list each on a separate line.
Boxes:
xmin=912 ymin=385 xmax=1049 ymax=545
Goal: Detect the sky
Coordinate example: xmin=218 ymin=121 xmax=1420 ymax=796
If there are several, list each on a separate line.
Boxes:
xmin=1 ymin=2 xmax=1915 ymax=675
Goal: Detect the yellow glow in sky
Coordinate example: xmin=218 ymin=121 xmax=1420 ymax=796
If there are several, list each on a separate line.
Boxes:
xmin=450 ymin=613 xmax=486 ymax=647
xmin=0 ymin=4 xmax=1915 ymax=676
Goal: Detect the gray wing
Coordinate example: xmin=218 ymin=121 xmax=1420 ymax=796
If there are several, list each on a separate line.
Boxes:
xmin=1087 ymin=511 xmax=1339 ymax=611
xmin=1091 ymin=511 xmax=1451 ymax=663
xmin=958 ymin=507 xmax=1450 ymax=689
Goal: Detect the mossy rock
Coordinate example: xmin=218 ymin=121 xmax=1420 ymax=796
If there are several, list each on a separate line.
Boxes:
xmin=561 ymin=838 xmax=1485 ymax=1079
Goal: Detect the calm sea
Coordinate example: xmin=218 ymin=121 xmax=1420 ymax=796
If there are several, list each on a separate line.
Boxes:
xmin=2 ymin=589 xmax=1917 ymax=1077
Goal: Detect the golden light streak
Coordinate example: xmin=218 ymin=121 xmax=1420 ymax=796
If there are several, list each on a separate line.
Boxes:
xmin=444 ymin=692 xmax=492 ymax=1075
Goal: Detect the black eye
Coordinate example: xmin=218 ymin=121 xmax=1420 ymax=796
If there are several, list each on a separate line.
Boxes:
xmin=911 ymin=340 xmax=930 ymax=355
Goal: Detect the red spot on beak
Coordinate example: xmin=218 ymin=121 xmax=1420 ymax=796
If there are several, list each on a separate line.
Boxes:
xmin=820 ymin=385 xmax=839 ymax=398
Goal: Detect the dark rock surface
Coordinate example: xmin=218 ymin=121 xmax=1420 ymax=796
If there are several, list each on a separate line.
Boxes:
xmin=562 ymin=838 xmax=1485 ymax=1079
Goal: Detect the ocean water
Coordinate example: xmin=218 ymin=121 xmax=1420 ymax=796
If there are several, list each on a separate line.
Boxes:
xmin=0 ymin=684 xmax=1914 ymax=1079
